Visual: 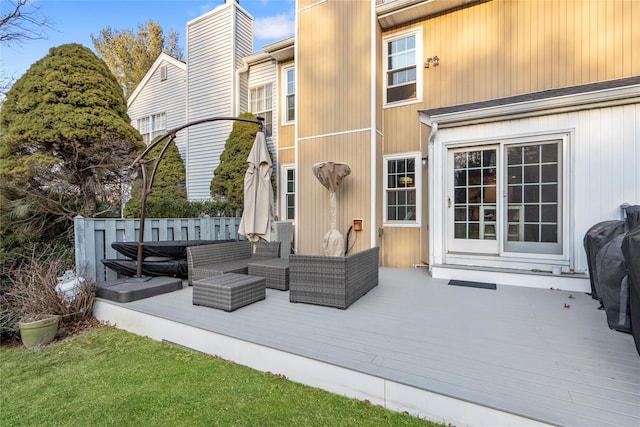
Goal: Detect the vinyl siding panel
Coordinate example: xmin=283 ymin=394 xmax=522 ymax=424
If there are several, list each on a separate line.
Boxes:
xmin=186 ymin=4 xmax=253 ymax=200
xmin=128 ymin=58 xmax=187 ymax=160
xmin=296 ymin=0 xmax=376 ymax=255
xmin=297 ymin=132 xmax=373 ymax=256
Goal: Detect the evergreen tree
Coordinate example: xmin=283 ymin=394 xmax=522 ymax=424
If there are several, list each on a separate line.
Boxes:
xmin=210 ymin=113 xmax=272 ymax=213
xmin=0 ymin=43 xmax=143 ymax=258
xmin=124 ymin=136 xmax=187 ymax=218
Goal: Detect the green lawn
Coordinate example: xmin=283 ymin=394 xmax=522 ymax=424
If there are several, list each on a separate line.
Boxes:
xmin=1 ymin=326 xmax=443 ymax=426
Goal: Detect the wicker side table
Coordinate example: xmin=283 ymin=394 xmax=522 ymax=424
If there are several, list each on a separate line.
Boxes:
xmin=193 ymin=273 xmax=265 ymax=311
xmin=248 ymin=258 xmax=290 ymax=290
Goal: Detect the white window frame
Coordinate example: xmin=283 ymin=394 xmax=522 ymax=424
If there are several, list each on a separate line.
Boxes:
xmin=281 ymin=164 xmax=296 ymax=223
xmin=137 ymin=112 xmax=166 ymax=144
xmin=383 ymin=28 xmax=423 ymax=107
xmin=282 ymin=66 xmax=295 ymax=125
xmin=383 ymin=152 xmax=422 ymax=227
xmin=444 ymin=132 xmax=569 ymax=264
xmin=250 ymin=84 xmax=273 ymax=137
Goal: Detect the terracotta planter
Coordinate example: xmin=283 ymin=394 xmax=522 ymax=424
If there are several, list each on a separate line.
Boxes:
xmin=19 ymin=315 xmax=60 ymax=349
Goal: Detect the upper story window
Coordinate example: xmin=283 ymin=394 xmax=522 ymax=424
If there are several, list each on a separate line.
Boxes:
xmin=160 ymin=65 xmax=168 ymax=81
xmin=283 ymin=66 xmax=295 ymax=123
xmin=137 ymin=113 xmax=166 ymax=144
xmin=384 ymin=153 xmax=421 ymax=225
xmin=384 ymin=29 xmax=422 ymax=106
xmin=250 ymin=84 xmax=273 ymax=137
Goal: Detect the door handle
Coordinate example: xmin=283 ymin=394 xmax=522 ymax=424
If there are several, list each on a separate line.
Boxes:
xmin=448 ymin=197 xmax=451 ymax=208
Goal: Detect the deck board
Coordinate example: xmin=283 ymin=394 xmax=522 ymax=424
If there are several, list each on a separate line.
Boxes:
xmin=95 ymin=267 xmax=640 ymax=426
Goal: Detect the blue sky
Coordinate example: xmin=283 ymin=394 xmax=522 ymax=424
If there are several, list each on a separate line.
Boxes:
xmin=0 ymin=0 xmax=295 ymax=81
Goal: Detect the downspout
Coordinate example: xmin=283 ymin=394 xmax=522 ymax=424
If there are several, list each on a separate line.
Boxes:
xmin=235 ymin=61 xmax=248 ymax=117
xmin=420 ymin=114 xmax=438 ymax=273
xmin=370 ymin=1 xmax=377 ymax=251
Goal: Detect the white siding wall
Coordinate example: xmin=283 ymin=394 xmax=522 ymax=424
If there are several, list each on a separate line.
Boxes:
xmin=247 ymin=60 xmax=279 ymax=216
xmin=431 ymin=103 xmax=640 ymax=277
xmin=186 ymin=3 xmax=254 ymax=200
xmin=128 ymin=59 xmax=187 ymax=160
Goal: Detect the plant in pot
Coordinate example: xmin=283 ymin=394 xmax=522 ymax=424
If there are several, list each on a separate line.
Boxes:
xmin=1 ymin=247 xmax=96 ymax=348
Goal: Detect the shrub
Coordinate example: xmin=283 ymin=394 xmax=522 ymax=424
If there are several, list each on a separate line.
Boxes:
xmin=0 ymin=247 xmax=95 ymax=340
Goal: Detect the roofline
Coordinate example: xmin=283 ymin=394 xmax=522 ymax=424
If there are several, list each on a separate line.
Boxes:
xmin=420 ymin=77 xmax=640 ymax=128
xmin=127 ymin=53 xmax=186 ymax=107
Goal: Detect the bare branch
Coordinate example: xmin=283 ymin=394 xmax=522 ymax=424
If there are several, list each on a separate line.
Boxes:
xmin=0 ymin=0 xmax=56 ymax=46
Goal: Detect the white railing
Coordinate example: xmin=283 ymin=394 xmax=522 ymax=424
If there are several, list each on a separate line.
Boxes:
xmin=74 ymin=216 xmax=241 ymax=282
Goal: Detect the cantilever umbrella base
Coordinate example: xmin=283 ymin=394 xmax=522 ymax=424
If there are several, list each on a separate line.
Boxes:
xmin=96 ymin=276 xmax=183 ymax=303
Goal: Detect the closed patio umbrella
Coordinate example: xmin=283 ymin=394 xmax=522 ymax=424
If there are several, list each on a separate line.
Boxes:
xmin=239 ymin=130 xmax=274 ymax=242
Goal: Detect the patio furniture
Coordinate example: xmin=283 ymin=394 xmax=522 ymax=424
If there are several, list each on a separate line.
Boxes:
xmin=248 ymin=258 xmax=290 ymax=290
xmin=186 ymin=240 xmax=280 ymax=285
xmin=289 ymin=247 xmax=379 ymax=309
xmin=193 ymin=273 xmax=265 ymax=312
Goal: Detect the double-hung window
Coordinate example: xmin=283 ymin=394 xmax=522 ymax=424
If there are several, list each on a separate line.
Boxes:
xmin=137 ymin=113 xmax=166 ymax=144
xmin=250 ymin=84 xmax=273 ymax=136
xmin=384 ymin=29 xmax=422 ymax=105
xmin=384 ymin=154 xmax=421 ymax=225
xmin=282 ymin=165 xmax=295 ymax=221
xmin=283 ymin=66 xmax=295 ymax=123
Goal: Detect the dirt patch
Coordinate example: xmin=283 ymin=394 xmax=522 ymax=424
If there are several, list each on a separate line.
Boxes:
xmin=1 ymin=316 xmax=104 ymax=349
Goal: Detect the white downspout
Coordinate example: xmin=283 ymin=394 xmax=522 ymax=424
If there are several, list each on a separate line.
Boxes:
xmin=235 ymin=61 xmax=249 ymax=117
xmin=420 ymin=114 xmax=438 ymax=272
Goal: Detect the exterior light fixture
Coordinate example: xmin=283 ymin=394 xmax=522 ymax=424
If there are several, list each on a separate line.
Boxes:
xmin=433 ymin=56 xmax=440 ymax=66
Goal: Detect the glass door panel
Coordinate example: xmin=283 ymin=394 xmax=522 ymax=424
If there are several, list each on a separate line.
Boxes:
xmin=448 ymin=147 xmax=499 ymax=254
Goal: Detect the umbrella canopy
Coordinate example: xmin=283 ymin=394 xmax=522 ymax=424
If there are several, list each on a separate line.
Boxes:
xmin=239 ymin=131 xmax=274 ymax=242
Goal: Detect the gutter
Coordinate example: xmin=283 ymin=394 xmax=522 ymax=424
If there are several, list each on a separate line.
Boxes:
xmin=234 ymin=61 xmax=249 ymax=117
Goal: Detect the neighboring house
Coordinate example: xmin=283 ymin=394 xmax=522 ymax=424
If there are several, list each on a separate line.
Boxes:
xmin=127 ymin=53 xmax=187 ymax=161
xmin=128 ymin=0 xmax=639 ymax=292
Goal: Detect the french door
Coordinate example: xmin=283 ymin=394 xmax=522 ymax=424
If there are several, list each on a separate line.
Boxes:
xmin=447 ymin=140 xmax=563 ymax=256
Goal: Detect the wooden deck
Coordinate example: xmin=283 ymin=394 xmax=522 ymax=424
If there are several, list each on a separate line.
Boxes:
xmin=93 ymin=267 xmax=640 ymax=427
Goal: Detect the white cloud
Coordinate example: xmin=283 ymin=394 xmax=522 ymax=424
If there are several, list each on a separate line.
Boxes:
xmin=254 ymin=12 xmax=294 ymax=40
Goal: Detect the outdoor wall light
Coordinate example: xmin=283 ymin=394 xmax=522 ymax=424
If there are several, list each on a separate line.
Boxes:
xmin=422 ymin=157 xmax=428 ymax=165
xmin=424 ymin=56 xmax=440 ymax=68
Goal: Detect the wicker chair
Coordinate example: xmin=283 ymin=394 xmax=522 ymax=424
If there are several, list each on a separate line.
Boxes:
xmin=289 ymin=247 xmax=379 ymax=309
xmin=186 ymin=240 xmax=280 ymax=285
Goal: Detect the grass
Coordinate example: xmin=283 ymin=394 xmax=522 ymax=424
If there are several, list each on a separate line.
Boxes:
xmin=1 ymin=326 xmax=443 ymax=426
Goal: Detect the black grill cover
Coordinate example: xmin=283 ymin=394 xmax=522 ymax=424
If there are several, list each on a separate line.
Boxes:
xmin=596 ymin=235 xmax=631 ymax=333
xmin=584 ymin=220 xmax=626 ymax=302
xmin=621 ymin=225 xmax=640 ymax=355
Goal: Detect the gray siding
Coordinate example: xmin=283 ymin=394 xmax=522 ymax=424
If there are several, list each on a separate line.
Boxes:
xmin=186 ymin=3 xmax=254 ymax=201
xmin=128 ymin=56 xmax=187 ymax=160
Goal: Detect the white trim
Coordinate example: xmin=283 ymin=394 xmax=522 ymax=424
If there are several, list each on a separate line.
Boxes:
xmin=281 ymin=64 xmax=295 ymax=125
xmin=383 ymin=152 xmax=422 ymax=226
xmin=370 ymin=0 xmax=378 ymax=248
xmin=280 ymin=164 xmax=296 ymax=223
xmin=426 ymin=84 xmax=640 ymax=128
xmin=127 ymin=53 xmax=185 ymax=107
xmin=298 ymin=0 xmax=327 ymax=13
xmin=382 ymin=27 xmax=423 ymax=107
xmin=297 ymin=127 xmax=372 ymax=142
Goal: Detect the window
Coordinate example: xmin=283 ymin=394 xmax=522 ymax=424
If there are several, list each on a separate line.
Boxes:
xmin=137 ymin=113 xmax=166 ymax=144
xmin=160 ymin=65 xmax=167 ymax=81
xmin=282 ymin=165 xmax=295 ymax=221
xmin=250 ymin=84 xmax=273 ymax=136
xmin=283 ymin=66 xmax=295 ymax=123
xmin=384 ymin=30 xmax=421 ymax=105
xmin=384 ymin=154 xmax=421 ymax=224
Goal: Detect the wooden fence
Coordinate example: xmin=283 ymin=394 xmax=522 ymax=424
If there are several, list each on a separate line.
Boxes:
xmin=74 ymin=216 xmax=292 ymax=283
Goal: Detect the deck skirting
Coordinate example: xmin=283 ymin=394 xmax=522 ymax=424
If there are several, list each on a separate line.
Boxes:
xmin=94 ymin=300 xmax=550 ymax=426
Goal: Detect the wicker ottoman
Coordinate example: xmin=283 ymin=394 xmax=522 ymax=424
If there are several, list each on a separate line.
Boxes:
xmin=248 ymin=258 xmax=290 ymax=290
xmin=193 ymin=273 xmax=265 ymax=312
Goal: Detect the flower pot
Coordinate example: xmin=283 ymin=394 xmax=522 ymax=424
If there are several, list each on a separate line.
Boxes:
xmin=19 ymin=315 xmax=60 ymax=349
